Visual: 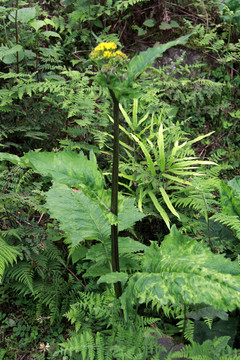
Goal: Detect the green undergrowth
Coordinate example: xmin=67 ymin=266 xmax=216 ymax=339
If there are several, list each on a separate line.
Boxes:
xmin=0 ymin=0 xmax=240 ymax=359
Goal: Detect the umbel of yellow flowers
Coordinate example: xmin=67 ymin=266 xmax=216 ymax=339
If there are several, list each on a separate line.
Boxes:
xmin=90 ymin=42 xmax=127 ymax=60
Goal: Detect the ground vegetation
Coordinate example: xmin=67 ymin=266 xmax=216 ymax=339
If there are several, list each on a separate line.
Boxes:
xmin=0 ymin=0 xmax=240 ymax=359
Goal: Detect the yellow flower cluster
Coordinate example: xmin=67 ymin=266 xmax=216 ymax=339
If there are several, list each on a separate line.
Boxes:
xmin=94 ymin=42 xmax=117 ymax=52
xmin=90 ymin=42 xmax=127 ymax=61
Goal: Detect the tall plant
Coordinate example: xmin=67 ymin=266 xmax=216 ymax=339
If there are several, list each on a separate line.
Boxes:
xmin=0 ymin=33 xmax=195 ymax=299
xmin=89 ymin=32 xmax=195 ymax=297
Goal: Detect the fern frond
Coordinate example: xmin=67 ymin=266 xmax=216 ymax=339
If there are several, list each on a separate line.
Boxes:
xmin=210 ymin=213 xmax=240 ymax=239
xmin=173 ymin=176 xmax=219 ymax=215
xmin=203 ymin=317 xmax=213 ymax=329
xmin=59 ymin=319 xmax=163 ymax=359
xmin=60 ymin=329 xmax=96 ymax=358
xmin=173 ymin=336 xmax=239 ymax=360
xmin=65 ymin=291 xmax=115 ymax=331
xmin=6 ymin=261 xmax=34 ymax=293
xmin=177 ymin=318 xmax=194 ymax=342
xmin=0 ymin=237 xmax=20 ymax=281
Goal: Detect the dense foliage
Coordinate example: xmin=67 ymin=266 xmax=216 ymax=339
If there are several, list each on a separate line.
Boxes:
xmin=0 ymin=0 xmax=240 ymax=359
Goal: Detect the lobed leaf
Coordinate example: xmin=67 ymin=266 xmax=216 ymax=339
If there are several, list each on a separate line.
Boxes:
xmin=46 ymin=184 xmax=144 ymax=247
xmin=46 ymin=183 xmax=110 ymax=246
xmin=121 ymin=225 xmax=240 ymax=319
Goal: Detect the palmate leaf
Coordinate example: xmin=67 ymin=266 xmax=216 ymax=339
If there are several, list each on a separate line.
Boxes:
xmin=122 ymin=116 xmax=217 ymax=228
xmin=127 ymin=32 xmax=195 ymax=81
xmin=121 ymin=225 xmax=240 ymax=319
xmin=119 ymin=99 xmax=149 ymax=132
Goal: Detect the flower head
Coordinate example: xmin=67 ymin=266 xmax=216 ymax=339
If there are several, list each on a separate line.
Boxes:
xmin=90 ymin=42 xmax=127 ymax=62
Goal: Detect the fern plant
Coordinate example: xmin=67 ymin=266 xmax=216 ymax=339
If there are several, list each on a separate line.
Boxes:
xmin=0 ymin=161 xmax=77 ymax=324
xmin=57 ymin=289 xmax=164 ymax=360
xmin=173 ymin=176 xmax=220 ymax=249
xmin=0 ymin=237 xmax=20 ymax=282
xmin=173 ymin=336 xmax=240 ymax=360
xmin=114 ymin=101 xmax=216 ymax=228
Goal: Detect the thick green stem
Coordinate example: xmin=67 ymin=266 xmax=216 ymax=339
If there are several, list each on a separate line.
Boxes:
xmin=109 ymin=89 xmax=122 ymax=299
xmin=15 ymin=0 xmax=19 ymax=74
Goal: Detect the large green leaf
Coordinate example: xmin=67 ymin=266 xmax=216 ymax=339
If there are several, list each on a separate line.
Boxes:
xmin=228 ymin=176 xmax=240 ymax=196
xmin=228 ymin=177 xmax=240 ymax=217
xmin=46 ymin=184 xmax=144 ymax=247
xmin=83 ymin=260 xmax=110 ymax=277
xmin=219 ymin=180 xmax=240 ymax=217
xmin=127 ymin=32 xmax=195 ymax=81
xmin=23 ymin=150 xmax=103 ymax=193
xmin=9 ymin=7 xmax=36 ymax=23
xmin=0 ymin=152 xmax=21 ymax=165
xmin=1 ymin=150 xmax=145 ymax=247
xmin=0 ymin=45 xmax=23 ymax=61
xmin=46 ymin=183 xmax=110 ymax=246
xmin=118 ymin=197 xmax=145 ymax=232
xmin=121 ymin=225 xmax=240 ymax=319
xmin=187 ymin=304 xmax=228 ymax=321
xmin=29 ymin=19 xmax=46 ymax=32
xmin=97 ymin=272 xmax=128 ymax=285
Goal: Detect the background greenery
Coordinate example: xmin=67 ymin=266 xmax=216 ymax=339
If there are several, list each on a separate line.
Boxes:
xmin=0 ymin=0 xmax=240 ymax=359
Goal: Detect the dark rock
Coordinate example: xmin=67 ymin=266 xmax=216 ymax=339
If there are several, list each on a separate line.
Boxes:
xmin=156 ymin=336 xmax=186 ymax=359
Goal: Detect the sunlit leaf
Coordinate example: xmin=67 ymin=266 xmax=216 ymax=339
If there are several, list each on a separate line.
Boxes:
xmin=121 ymin=225 xmax=240 ymax=320
xmin=98 ymin=272 xmax=128 ymax=284
xmin=127 ymin=32 xmax=195 ymax=80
